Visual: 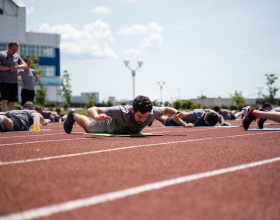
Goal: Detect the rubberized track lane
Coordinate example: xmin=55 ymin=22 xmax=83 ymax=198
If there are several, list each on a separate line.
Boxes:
xmin=0 ymin=121 xmax=280 ymax=219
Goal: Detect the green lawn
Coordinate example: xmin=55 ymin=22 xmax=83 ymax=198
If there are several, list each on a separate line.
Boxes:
xmin=61 ymin=109 xmax=88 ymax=116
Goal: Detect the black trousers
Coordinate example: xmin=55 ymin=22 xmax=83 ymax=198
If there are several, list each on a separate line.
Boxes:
xmin=21 ymin=88 xmax=35 ymax=106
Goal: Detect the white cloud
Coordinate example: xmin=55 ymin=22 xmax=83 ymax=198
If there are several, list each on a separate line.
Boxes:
xmin=39 ymin=21 xmax=117 ymax=59
xmin=140 ymin=33 xmax=164 ymax=49
xmin=117 ymin=22 xmax=164 ymax=35
xmin=13 ymin=0 xmax=35 ymax=15
xmin=26 ymin=6 xmax=35 ymax=15
xmin=90 ymin=6 xmax=111 ymax=14
xmin=14 ymin=0 xmax=25 ymax=7
xmin=123 ymin=48 xmax=141 ymax=55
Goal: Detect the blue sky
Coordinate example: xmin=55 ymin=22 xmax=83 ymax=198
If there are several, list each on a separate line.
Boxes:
xmin=14 ymin=0 xmax=280 ymax=103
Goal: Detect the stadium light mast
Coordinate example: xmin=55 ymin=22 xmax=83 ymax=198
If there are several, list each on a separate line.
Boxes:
xmin=157 ymin=80 xmax=165 ymax=105
xmin=124 ymin=58 xmax=143 ymax=99
xmin=257 ymin=87 xmax=263 ymax=99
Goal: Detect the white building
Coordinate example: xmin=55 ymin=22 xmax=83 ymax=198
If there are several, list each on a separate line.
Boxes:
xmin=0 ymin=0 xmax=62 ymax=103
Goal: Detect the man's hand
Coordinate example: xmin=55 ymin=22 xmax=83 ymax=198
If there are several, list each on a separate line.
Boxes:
xmin=184 ymin=123 xmax=194 ymax=128
xmin=221 ymin=122 xmax=230 ymax=126
xmin=94 ymin=113 xmax=112 ymax=121
xmin=10 ymin=64 xmax=18 ymax=73
xmin=42 ymin=119 xmax=51 ymax=125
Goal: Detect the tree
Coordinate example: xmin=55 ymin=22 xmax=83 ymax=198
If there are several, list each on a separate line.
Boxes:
xmin=182 ymin=100 xmax=195 ymax=110
xmin=164 ymin=101 xmax=169 ymax=106
xmin=58 ymin=70 xmax=72 ymax=107
xmin=85 ymin=94 xmax=95 ymax=109
xmin=198 ymin=95 xmax=207 ymax=99
xmin=173 ymin=100 xmax=182 ymax=109
xmin=35 ymin=80 xmax=47 ymax=107
xmin=263 ymin=73 xmax=279 ymax=104
xmin=229 ymin=90 xmax=245 ymax=105
xmin=107 ymin=100 xmax=113 ymax=107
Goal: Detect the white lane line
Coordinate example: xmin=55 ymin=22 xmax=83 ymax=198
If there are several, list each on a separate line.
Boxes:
xmin=0 ymin=133 xmax=67 ymax=139
xmin=0 ymin=132 xmax=277 ymax=166
xmin=1 ymin=156 xmax=279 ymax=220
xmin=0 ymin=138 xmax=85 ymax=147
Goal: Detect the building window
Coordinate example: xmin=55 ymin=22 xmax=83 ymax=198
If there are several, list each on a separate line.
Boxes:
xmin=28 ymin=45 xmax=35 ymax=56
xmin=38 ymin=65 xmax=55 ymax=77
xmin=20 ymin=44 xmax=55 ymax=57
xmin=0 ymin=43 xmax=8 ymax=51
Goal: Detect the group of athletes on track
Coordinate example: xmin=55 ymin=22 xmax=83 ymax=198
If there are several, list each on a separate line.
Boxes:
xmin=1 ymin=41 xmax=280 ymax=133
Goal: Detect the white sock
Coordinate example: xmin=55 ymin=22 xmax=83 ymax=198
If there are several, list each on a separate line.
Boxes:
xmin=0 ymin=116 xmax=4 ymax=123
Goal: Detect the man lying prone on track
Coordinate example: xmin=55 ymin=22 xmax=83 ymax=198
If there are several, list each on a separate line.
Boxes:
xmin=0 ymin=101 xmax=50 ymax=132
xmin=63 ymin=95 xmax=187 ymax=134
xmin=157 ymin=109 xmax=230 ymax=128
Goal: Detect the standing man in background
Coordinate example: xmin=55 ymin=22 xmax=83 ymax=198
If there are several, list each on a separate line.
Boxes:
xmin=18 ymin=58 xmax=39 ymax=106
xmin=0 ymin=41 xmax=27 ymax=111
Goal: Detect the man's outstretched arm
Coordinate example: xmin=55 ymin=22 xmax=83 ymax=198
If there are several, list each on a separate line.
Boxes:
xmin=160 ymin=107 xmax=188 ymax=118
xmin=87 ymin=106 xmax=112 ymax=121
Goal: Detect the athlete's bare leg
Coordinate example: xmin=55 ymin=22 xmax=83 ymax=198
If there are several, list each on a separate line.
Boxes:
xmin=257 ymin=111 xmax=280 ymax=123
xmin=72 ymin=113 xmax=92 ymax=132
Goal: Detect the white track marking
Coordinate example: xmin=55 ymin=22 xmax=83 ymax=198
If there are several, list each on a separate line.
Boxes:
xmin=0 ymin=129 xmax=231 ymax=145
xmin=0 ymin=138 xmax=85 ymax=147
xmin=0 ymin=132 xmax=278 ymax=166
xmin=0 ymin=133 xmax=66 ymax=139
xmin=1 ymin=156 xmax=280 ymax=220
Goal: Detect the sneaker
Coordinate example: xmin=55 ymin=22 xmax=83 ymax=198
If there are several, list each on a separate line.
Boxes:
xmin=256 ymin=108 xmax=266 ymax=129
xmin=242 ymin=108 xmax=256 ymax=130
xmin=242 ymin=106 xmax=251 ymax=119
xmin=63 ymin=108 xmax=76 ymax=134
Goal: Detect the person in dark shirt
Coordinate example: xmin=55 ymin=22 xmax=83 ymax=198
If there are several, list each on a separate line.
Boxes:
xmin=0 ymin=41 xmax=27 ymax=111
xmin=0 ymin=101 xmax=50 ymax=132
xmin=35 ymin=106 xmax=64 ymax=122
xmin=157 ymin=109 xmax=230 ymax=127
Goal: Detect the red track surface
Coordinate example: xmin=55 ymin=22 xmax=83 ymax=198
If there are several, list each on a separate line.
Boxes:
xmin=0 ymin=120 xmax=280 ymax=220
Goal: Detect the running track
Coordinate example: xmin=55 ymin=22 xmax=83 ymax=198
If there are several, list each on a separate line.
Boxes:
xmin=0 ymin=120 xmax=280 ymax=220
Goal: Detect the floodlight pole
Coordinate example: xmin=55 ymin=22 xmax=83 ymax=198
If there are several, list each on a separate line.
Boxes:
xmin=157 ymin=80 xmax=166 ymax=105
xmin=124 ymin=59 xmax=143 ymax=100
xmin=257 ymin=87 xmax=263 ymax=99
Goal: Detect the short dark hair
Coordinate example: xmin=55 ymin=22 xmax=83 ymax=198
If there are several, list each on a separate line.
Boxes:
xmin=262 ymin=102 xmax=273 ymax=109
xmin=133 ymin=95 xmax=153 ymax=114
xmin=35 ymin=106 xmax=43 ymax=111
xmin=213 ymin=106 xmax=220 ymax=112
xmin=205 ymin=112 xmax=219 ymax=126
xmin=22 ymin=101 xmax=34 ymax=110
xmin=8 ymin=41 xmax=19 ymax=48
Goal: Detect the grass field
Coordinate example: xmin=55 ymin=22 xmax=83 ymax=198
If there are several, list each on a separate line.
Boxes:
xmin=60 ymin=109 xmax=88 ymax=116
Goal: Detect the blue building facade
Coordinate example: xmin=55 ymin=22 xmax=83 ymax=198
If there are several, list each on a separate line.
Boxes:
xmin=0 ymin=0 xmax=62 ymax=102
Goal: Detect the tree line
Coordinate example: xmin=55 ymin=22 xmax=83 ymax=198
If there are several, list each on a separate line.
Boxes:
xmin=23 ymin=57 xmax=279 ymax=110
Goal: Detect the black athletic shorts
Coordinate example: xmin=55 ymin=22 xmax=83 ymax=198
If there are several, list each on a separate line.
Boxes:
xmin=4 ymin=112 xmax=24 ymax=131
xmin=0 ymin=82 xmax=18 ymax=102
xmin=165 ymin=116 xmax=181 ymax=126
